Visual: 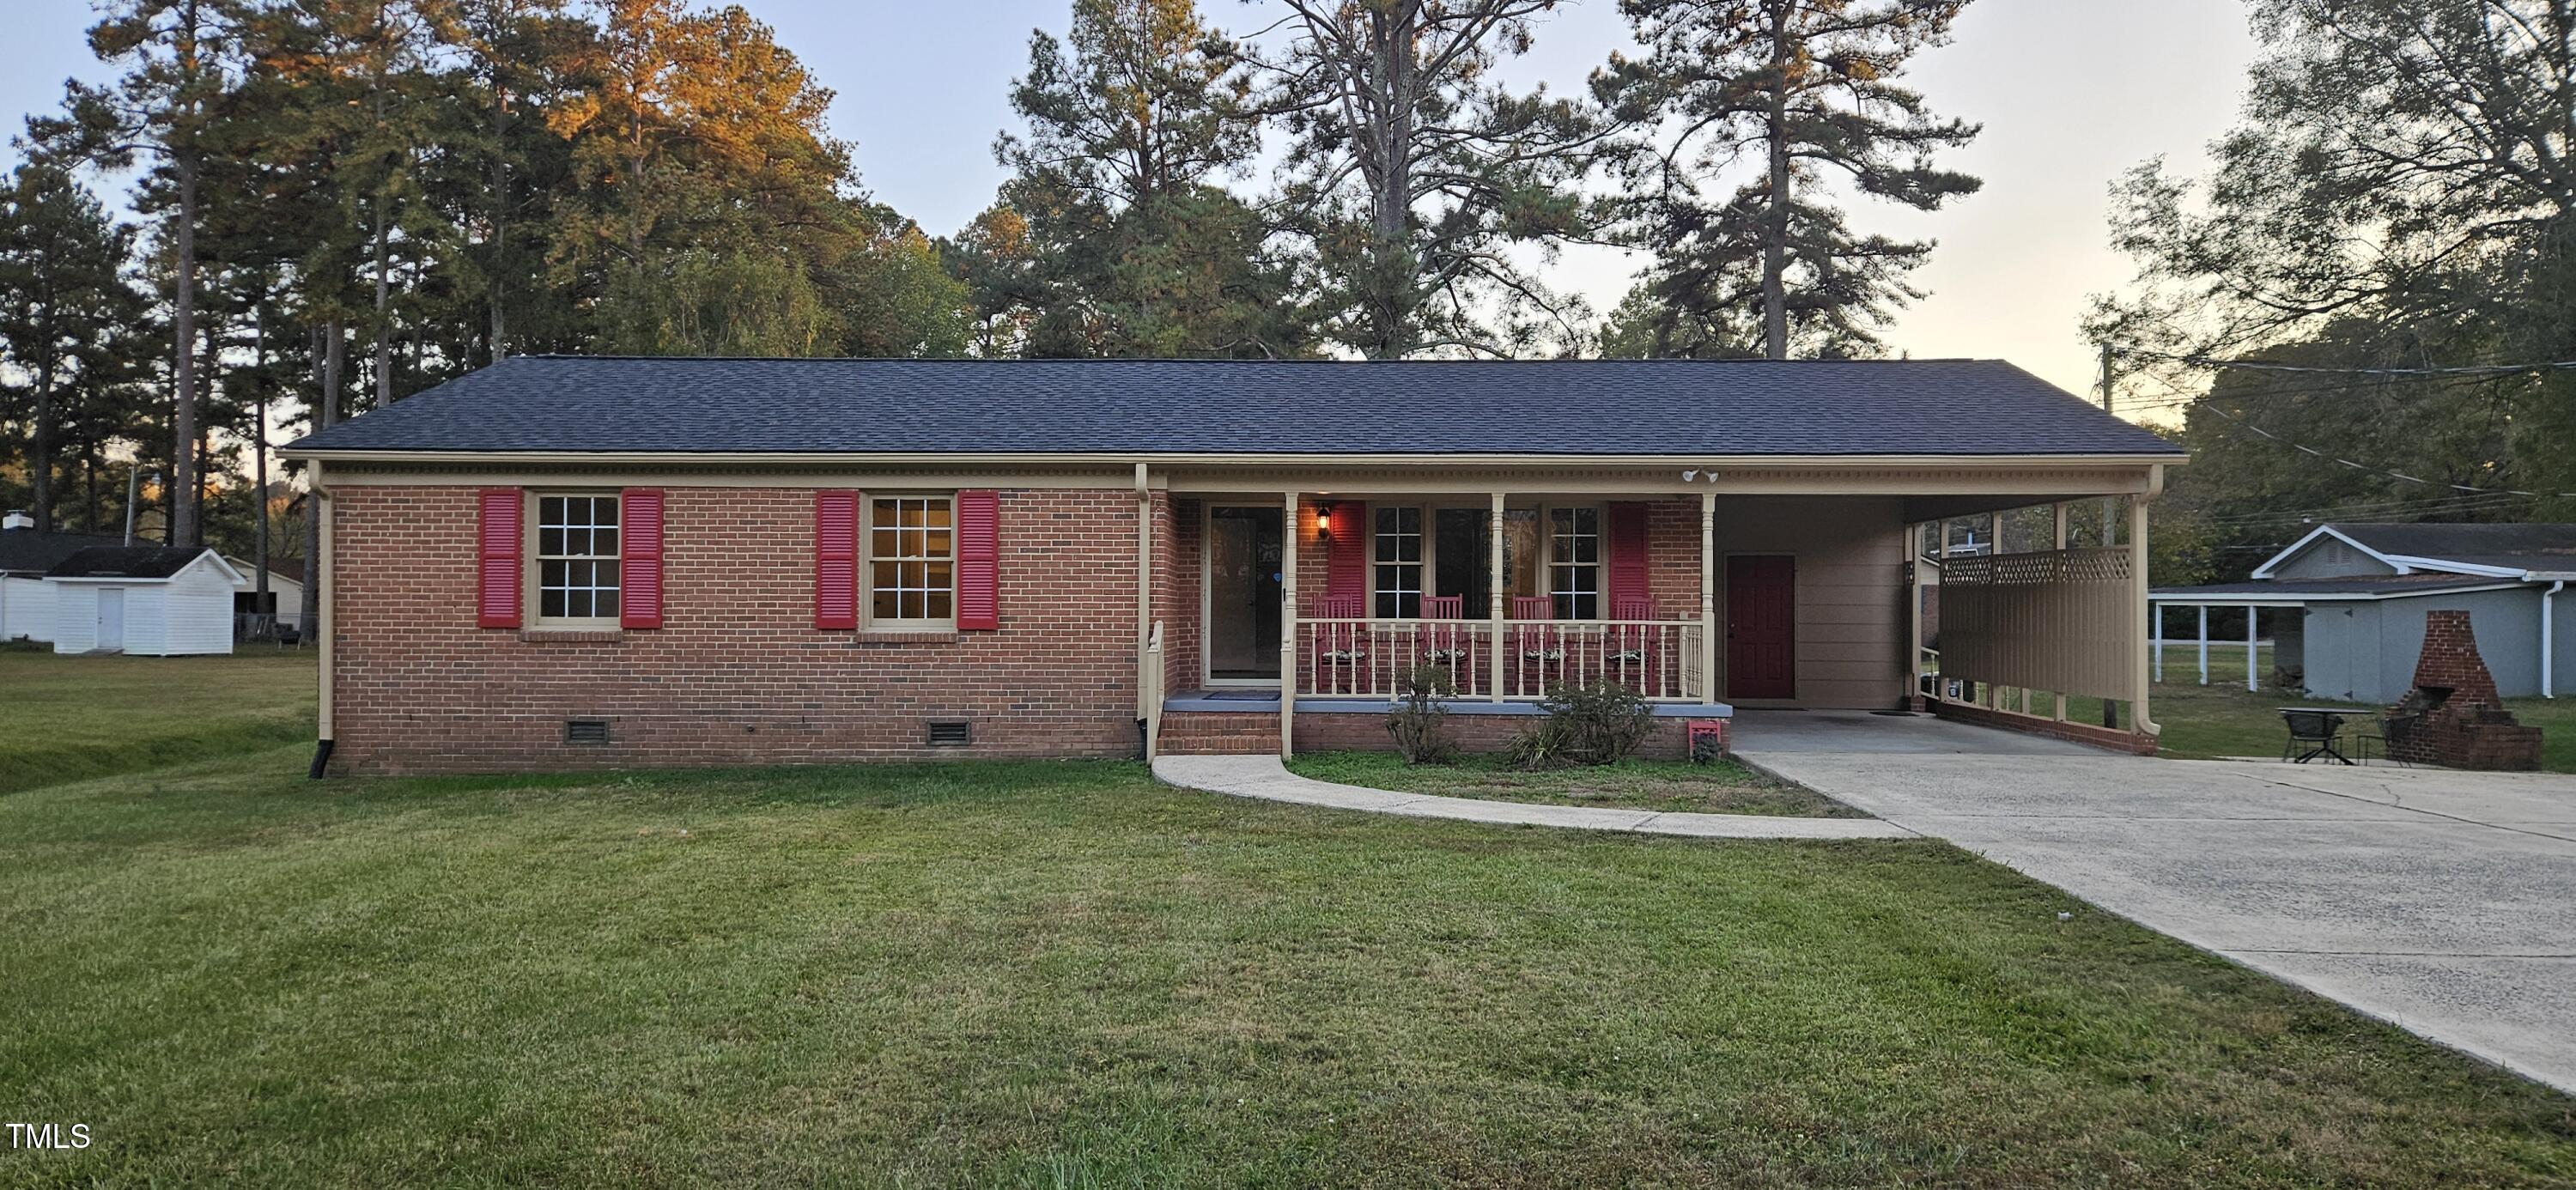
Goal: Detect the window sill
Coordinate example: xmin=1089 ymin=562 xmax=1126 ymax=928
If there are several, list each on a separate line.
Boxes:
xmin=520 ymin=627 xmax=624 ymax=643
xmin=854 ymin=628 xmax=958 ymax=646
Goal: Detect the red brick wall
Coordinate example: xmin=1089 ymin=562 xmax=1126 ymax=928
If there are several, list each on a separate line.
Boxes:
xmin=1159 ymin=495 xmax=1202 ymax=691
xmin=1644 ymin=499 xmax=1701 ymax=621
xmin=1929 ymin=701 xmax=2159 ymax=756
xmin=329 ymin=484 xmax=1142 ymax=774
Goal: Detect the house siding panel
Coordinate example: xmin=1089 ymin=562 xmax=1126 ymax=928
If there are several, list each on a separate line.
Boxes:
xmin=50 ymin=585 xmax=97 ymax=653
xmin=1711 ymin=496 xmax=1907 ymax=709
xmin=158 ymin=563 xmax=238 ymax=655
xmin=327 ymin=484 xmax=1141 ymax=774
xmin=2 ymin=576 xmax=55 ymax=643
xmin=2300 ymin=589 xmax=2546 ymax=702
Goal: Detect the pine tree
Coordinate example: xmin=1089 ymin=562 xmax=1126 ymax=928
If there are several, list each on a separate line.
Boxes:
xmin=1601 ymin=0 xmax=1980 ymax=358
xmin=0 ymin=165 xmax=147 ymax=532
xmin=975 ymin=0 xmax=1303 ymax=357
xmin=1246 ymin=0 xmax=1603 ymax=358
xmin=32 ymin=0 xmax=257 ymax=546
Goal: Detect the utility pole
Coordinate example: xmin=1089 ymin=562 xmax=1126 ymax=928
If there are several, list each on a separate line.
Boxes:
xmin=2098 ymin=342 xmax=2117 ymax=416
xmin=123 ymin=466 xmax=143 ymax=546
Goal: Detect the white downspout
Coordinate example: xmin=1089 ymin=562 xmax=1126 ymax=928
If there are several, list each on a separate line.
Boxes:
xmin=2545 ymin=580 xmax=2564 ymax=698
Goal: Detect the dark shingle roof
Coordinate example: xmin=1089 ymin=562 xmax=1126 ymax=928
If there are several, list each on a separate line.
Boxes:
xmin=0 ymin=527 xmax=127 ymax=575
xmin=46 ymin=546 xmax=216 ymax=580
xmin=283 ymin=356 xmax=2185 ymax=458
xmin=2330 ymin=523 xmax=2576 ymax=570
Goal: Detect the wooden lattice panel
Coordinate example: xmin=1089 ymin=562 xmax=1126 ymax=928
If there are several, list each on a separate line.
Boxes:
xmin=1938 ymin=547 xmax=2136 ymax=701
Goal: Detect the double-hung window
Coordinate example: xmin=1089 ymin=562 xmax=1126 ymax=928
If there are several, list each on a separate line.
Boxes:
xmin=537 ymin=494 xmax=621 ymax=623
xmin=1372 ymin=506 xmax=1424 ymax=618
xmin=870 ymin=495 xmax=955 ymax=626
xmin=1547 ymin=507 xmax=1601 ymax=620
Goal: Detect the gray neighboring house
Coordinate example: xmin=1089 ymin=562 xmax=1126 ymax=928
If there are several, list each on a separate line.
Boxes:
xmin=2153 ymin=523 xmax=2576 ymax=703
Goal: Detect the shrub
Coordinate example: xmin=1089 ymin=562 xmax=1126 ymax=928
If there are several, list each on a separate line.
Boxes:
xmin=1384 ymin=665 xmax=1459 ymax=765
xmin=1508 ymin=678 xmax=1656 ymax=768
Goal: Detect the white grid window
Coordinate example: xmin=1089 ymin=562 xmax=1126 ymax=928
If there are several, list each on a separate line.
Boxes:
xmin=538 ymin=495 xmax=621 ymax=622
xmin=1372 ymin=506 xmax=1423 ymax=618
xmin=871 ymin=496 xmax=954 ymax=624
xmin=1549 ymin=507 xmax=1601 ymax=620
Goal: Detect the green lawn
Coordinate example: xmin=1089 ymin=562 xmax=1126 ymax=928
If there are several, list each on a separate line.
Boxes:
xmin=2063 ymin=645 xmax=2576 ymax=768
xmin=3 ymin=747 xmax=2569 ymax=1186
xmin=1289 ymin=750 xmax=1864 ymax=817
xmin=0 ymin=648 xmax=317 ymax=794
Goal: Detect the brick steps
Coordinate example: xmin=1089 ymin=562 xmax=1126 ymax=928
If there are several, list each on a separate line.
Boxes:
xmin=1157 ymin=711 xmax=1281 ymax=756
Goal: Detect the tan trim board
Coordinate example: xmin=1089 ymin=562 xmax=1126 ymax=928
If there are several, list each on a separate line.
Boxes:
xmin=288 ymin=446 xmax=2184 ymax=470
xmin=321 ymin=468 xmax=1147 ymax=490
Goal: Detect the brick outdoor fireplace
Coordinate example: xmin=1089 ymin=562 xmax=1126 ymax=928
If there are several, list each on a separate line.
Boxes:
xmin=2385 ymin=610 xmax=2543 ymax=770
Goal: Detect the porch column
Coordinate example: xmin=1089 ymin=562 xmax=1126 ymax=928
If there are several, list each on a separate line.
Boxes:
xmin=1904 ymin=518 xmax=1921 ymax=710
xmin=1702 ymin=491 xmax=1718 ymax=705
xmin=2063 ymin=497 xmax=2077 ymax=722
xmin=1489 ymin=491 xmax=1506 ymax=702
xmin=2246 ymin=604 xmax=2260 ymax=692
xmin=1134 ymin=464 xmax=1152 ymax=729
xmin=2151 ymin=603 xmax=2165 ymax=681
xmin=2197 ymin=604 xmax=2210 ymax=685
xmin=1280 ymin=489 xmax=1298 ymax=757
xmin=2130 ymin=492 xmax=2160 ymax=737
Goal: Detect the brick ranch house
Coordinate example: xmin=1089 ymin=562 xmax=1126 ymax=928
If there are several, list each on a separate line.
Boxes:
xmin=282 ymin=357 xmax=2185 ymax=774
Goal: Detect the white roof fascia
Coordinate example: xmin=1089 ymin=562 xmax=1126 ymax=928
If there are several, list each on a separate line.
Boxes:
xmin=2250 ymin=525 xmax=2409 ymax=579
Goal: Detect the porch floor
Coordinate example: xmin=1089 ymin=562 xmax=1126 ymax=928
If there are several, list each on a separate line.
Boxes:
xmin=1165 ymin=691 xmax=1737 ymax=719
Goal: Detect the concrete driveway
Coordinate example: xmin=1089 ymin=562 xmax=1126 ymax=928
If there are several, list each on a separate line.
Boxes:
xmin=1739 ymin=715 xmax=2576 ymax=1094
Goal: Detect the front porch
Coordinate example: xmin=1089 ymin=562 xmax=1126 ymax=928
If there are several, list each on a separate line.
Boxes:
xmin=1137 ymin=471 xmax=2170 ymax=760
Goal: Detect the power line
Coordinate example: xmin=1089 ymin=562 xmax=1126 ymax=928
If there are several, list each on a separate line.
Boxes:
xmin=2196 ymin=401 xmax=2575 ymax=498
xmin=2115 ymin=346 xmax=2576 ymax=379
xmin=2196 ymin=490 xmax=2536 ymax=524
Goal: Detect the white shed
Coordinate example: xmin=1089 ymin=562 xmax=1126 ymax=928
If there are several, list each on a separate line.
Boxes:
xmin=3 ymin=515 xmax=126 ymax=644
xmin=44 ymin=546 xmax=246 ymax=656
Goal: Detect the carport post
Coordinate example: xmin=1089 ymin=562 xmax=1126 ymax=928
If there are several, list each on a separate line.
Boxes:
xmin=2151 ymin=604 xmax=2164 ymax=682
xmin=2197 ymin=604 xmax=2209 ymax=685
xmin=2246 ymin=604 xmax=2259 ymax=692
xmin=1702 ymin=492 xmax=1718 ymax=706
xmin=1280 ymin=489 xmax=1297 ymax=759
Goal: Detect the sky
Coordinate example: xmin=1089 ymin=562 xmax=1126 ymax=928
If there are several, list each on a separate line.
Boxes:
xmin=0 ymin=0 xmax=2260 ymax=401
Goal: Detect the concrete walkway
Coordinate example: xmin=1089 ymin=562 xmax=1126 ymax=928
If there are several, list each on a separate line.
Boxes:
xmin=1151 ymin=754 xmax=1918 ymax=841
xmin=1739 ymin=744 xmax=2576 ymax=1095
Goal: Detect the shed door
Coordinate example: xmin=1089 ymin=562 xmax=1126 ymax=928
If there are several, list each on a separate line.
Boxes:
xmin=96 ymin=588 xmax=125 ymax=652
xmin=1726 ymin=556 xmax=1795 ymax=699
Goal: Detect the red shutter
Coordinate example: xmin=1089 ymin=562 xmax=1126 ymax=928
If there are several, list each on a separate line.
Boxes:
xmin=956 ymin=489 xmax=1000 ymax=630
xmin=476 ymin=489 xmax=522 ymax=628
xmin=815 ymin=490 xmax=857 ymax=629
xmin=1326 ymin=501 xmax=1368 ymax=603
xmin=620 ymin=489 xmax=665 ymax=629
xmin=1607 ymin=501 xmax=1649 ymax=607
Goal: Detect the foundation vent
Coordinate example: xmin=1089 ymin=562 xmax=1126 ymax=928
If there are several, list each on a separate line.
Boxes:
xmin=926 ymin=719 xmax=972 ymax=747
xmin=565 ymin=719 xmax=611 ymax=745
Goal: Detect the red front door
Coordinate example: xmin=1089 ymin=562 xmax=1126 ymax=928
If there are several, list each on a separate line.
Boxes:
xmin=1727 ymin=556 xmax=1795 ymax=699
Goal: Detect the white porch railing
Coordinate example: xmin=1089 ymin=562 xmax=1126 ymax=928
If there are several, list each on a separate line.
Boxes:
xmin=1297 ymin=618 xmax=1705 ymax=701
